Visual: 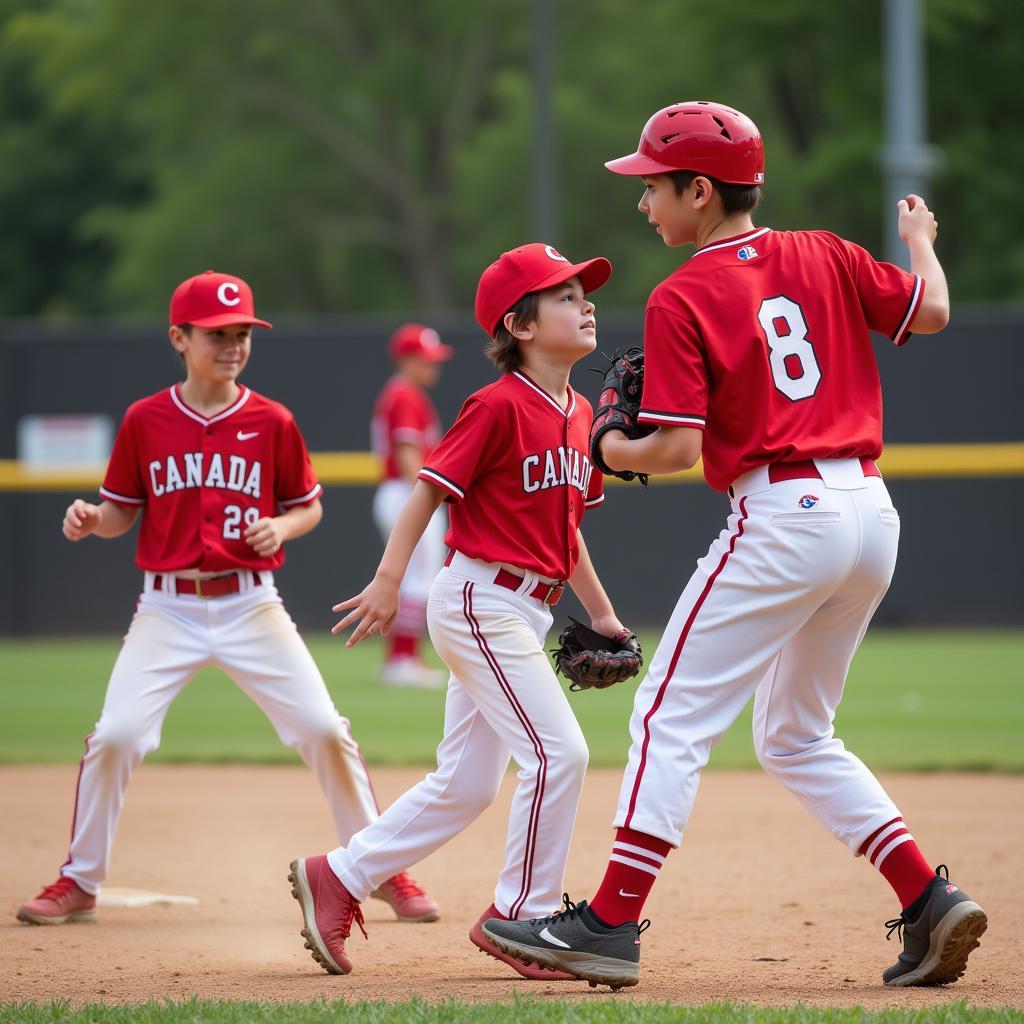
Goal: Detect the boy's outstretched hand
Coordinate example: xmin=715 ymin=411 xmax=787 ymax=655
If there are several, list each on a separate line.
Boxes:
xmin=898 ymin=194 xmax=937 ymax=245
xmin=332 ymin=575 xmax=401 ymax=647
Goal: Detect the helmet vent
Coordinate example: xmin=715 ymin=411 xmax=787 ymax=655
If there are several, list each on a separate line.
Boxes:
xmin=711 ymin=115 xmax=732 ymax=139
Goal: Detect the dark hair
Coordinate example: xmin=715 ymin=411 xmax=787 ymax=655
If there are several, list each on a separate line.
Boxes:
xmin=668 ymin=170 xmax=760 ymax=215
xmin=486 ymin=291 xmax=541 ymax=373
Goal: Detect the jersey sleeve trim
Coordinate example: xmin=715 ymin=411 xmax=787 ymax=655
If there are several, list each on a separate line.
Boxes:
xmin=637 ymin=409 xmax=707 ymax=428
xmin=278 ymin=483 xmax=323 ymax=508
xmin=99 ymin=486 xmax=146 ymax=506
xmin=892 ymin=275 xmax=925 ymax=346
xmin=418 ymin=467 xmax=464 ymax=501
xmin=585 ymin=493 xmax=606 ymax=509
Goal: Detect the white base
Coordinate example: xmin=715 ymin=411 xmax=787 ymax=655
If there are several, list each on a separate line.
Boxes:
xmin=96 ymin=887 xmax=199 ymax=908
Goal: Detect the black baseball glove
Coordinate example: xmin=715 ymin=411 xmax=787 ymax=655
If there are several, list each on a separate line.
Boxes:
xmin=590 ymin=346 xmax=654 ymax=485
xmin=552 ymin=617 xmax=643 ymax=691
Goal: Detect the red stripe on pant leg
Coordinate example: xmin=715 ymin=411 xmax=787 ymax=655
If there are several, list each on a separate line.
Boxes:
xmin=463 ymin=583 xmax=545 ymax=918
xmin=624 ymin=499 xmax=749 ymax=829
xmin=347 ymin=720 xmax=383 ymax=815
xmin=463 ymin=582 xmax=547 ymax=920
xmin=60 ymin=732 xmax=95 ymax=873
xmin=464 ymin=583 xmax=546 ymax=919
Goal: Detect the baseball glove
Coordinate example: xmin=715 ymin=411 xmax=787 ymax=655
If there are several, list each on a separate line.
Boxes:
xmin=590 ymin=346 xmax=654 ymax=485
xmin=553 ymin=617 xmax=643 ymax=691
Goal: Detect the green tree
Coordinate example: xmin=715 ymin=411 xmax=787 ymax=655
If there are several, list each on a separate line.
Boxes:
xmin=1 ymin=0 xmax=1022 ymax=316
xmin=0 ymin=0 xmax=145 ymax=316
xmin=7 ymin=0 xmax=532 ymax=314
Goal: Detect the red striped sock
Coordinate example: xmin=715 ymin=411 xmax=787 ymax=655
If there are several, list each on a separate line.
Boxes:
xmin=589 ymin=828 xmax=672 ymax=927
xmin=859 ymin=817 xmax=936 ymax=909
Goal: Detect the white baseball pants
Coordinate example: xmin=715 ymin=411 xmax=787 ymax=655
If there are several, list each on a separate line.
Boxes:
xmin=328 ymin=557 xmax=588 ymax=919
xmin=617 ymin=459 xmax=904 ymax=855
xmin=61 ymin=576 xmax=379 ymax=895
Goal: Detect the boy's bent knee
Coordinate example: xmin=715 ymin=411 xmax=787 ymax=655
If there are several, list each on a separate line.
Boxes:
xmin=755 ymin=733 xmax=831 ymax=774
xmin=91 ymin=721 xmax=152 ymax=761
xmin=426 ymin=766 xmax=500 ymax=817
xmin=549 ymin=731 xmax=589 ymax=783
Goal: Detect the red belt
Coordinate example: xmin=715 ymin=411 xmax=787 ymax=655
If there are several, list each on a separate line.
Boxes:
xmin=443 ymin=550 xmax=565 ymax=606
xmin=767 ymin=457 xmax=880 ymax=484
xmin=153 ymin=571 xmax=262 ymax=598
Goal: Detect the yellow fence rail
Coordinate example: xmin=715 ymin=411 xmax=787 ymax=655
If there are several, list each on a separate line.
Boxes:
xmin=0 ymin=442 xmax=1022 ymax=492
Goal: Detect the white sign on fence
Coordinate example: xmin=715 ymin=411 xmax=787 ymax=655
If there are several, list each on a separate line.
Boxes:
xmin=17 ymin=414 xmax=114 ymax=470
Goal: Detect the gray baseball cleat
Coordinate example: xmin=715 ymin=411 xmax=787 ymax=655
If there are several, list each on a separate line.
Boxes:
xmin=481 ymin=894 xmax=649 ymax=991
xmin=882 ymin=865 xmax=987 ymax=986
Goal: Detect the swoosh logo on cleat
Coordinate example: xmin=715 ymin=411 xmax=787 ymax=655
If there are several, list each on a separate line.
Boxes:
xmin=540 ymin=927 xmax=571 ymax=949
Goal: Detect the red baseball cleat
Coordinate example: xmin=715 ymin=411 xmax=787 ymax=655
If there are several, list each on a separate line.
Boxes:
xmin=288 ymin=855 xmax=367 ymax=975
xmin=371 ymin=871 xmax=440 ymax=922
xmin=17 ymin=876 xmax=96 ymax=925
xmin=469 ymin=903 xmax=576 ymax=980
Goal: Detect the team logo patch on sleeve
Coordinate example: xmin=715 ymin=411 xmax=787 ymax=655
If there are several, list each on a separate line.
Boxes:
xmin=799 ymin=494 xmax=819 ymax=509
xmin=737 ymin=246 xmax=759 ymax=261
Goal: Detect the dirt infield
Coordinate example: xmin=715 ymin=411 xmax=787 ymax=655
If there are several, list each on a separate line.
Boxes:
xmin=1 ymin=764 xmax=1020 ymax=1008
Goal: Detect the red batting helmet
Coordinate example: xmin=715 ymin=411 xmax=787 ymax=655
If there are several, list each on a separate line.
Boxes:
xmin=605 ymin=101 xmax=764 ymax=186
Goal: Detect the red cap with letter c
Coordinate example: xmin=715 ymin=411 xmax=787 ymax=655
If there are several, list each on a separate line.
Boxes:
xmin=169 ymin=270 xmax=272 ymax=329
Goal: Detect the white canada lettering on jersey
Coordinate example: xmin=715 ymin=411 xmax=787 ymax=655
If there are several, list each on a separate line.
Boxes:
xmin=148 ymin=453 xmax=262 ymax=498
xmin=522 ymin=445 xmax=593 ymax=496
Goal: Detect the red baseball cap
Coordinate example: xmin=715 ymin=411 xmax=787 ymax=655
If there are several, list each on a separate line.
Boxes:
xmin=389 ymin=323 xmax=454 ymax=362
xmin=169 ymin=270 xmax=272 ymax=329
xmin=474 ymin=243 xmax=613 ymax=337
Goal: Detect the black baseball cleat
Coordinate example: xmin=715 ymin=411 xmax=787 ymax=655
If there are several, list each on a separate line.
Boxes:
xmin=882 ymin=864 xmax=987 ymax=986
xmin=481 ymin=894 xmax=649 ymax=991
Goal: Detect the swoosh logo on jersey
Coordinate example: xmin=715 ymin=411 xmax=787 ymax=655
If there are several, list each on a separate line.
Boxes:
xmin=619 ymin=889 xmax=640 ymax=898
xmin=237 ymin=431 xmax=259 ymax=441
xmin=539 ymin=926 xmax=571 ymax=949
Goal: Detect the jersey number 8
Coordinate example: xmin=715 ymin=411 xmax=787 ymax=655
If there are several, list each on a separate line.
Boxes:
xmin=223 ymin=504 xmax=260 ymax=539
xmin=758 ymin=296 xmax=822 ymax=402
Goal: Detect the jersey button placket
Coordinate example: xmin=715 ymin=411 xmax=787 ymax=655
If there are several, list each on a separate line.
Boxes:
xmin=202 ymin=424 xmax=215 ymax=565
xmin=562 ymin=412 xmax=572 ymax=577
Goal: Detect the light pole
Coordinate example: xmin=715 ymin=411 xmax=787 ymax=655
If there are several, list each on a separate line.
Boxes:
xmin=531 ymin=0 xmax=557 ymax=246
xmin=881 ymin=0 xmax=942 ymax=267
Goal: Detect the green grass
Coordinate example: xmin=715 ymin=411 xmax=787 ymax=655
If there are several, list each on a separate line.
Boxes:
xmin=2 ymin=1000 xmax=1022 ymax=1024
xmin=0 ymin=631 xmax=1021 ymax=770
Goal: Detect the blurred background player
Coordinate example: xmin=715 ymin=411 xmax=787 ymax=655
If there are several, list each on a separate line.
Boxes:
xmin=370 ymin=324 xmax=454 ymax=688
xmin=16 ymin=271 xmax=438 ymax=928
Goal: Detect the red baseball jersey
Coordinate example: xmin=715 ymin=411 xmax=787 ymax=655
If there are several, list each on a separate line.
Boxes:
xmin=637 ymin=227 xmax=925 ymax=492
xmin=418 ymin=371 xmax=604 ymax=580
xmin=99 ymin=385 xmax=322 ymax=571
xmin=371 ymin=376 xmax=442 ymax=481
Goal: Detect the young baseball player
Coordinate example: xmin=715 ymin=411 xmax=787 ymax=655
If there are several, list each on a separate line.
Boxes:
xmin=16 ymin=270 xmax=438 ymax=929
xmin=483 ymin=102 xmax=988 ymax=989
xmin=371 ymin=323 xmax=453 ymax=688
xmin=287 ymin=243 xmax=633 ymax=979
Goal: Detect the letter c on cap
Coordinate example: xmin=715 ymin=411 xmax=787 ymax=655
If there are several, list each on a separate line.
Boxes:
xmin=544 ymin=245 xmax=569 ymax=263
xmin=217 ymin=282 xmax=241 ymax=307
